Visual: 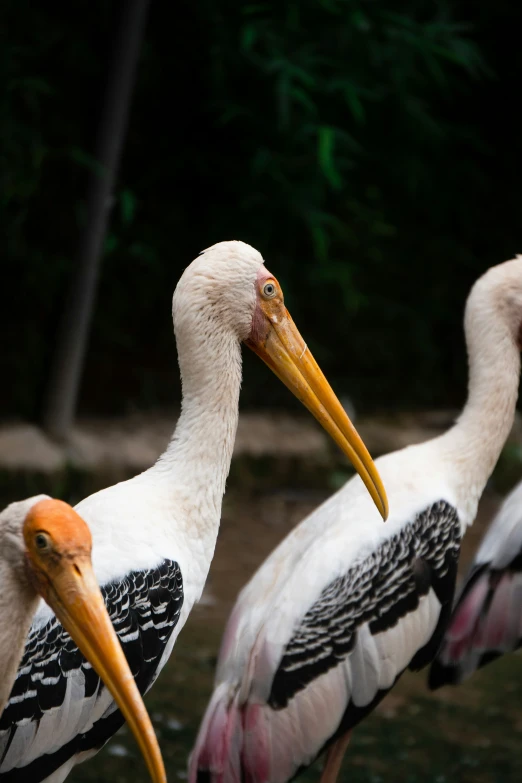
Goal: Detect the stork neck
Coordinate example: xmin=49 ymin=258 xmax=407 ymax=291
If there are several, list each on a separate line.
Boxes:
xmin=440 ymin=309 xmax=520 ymax=522
xmin=0 ymin=560 xmax=38 ymax=713
xmin=151 ymin=327 xmax=242 ymax=537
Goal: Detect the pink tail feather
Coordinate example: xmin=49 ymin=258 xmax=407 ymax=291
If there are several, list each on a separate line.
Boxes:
xmin=430 ymin=567 xmax=522 ymax=688
xmin=189 ymin=686 xmax=278 ymax=783
xmin=189 ymin=684 xmax=244 ymax=783
xmin=190 ymin=664 xmax=348 ymax=782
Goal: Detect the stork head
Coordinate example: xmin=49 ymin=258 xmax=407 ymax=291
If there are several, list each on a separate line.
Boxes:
xmin=173 ymin=240 xmax=388 ymax=520
xmin=1 ymin=497 xmax=166 ymax=783
xmin=23 ymin=497 xmax=91 ymax=590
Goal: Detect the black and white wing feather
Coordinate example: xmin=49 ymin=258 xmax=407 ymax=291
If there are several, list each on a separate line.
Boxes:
xmin=190 ymin=502 xmax=461 ymax=783
xmin=269 ymin=501 xmax=460 ymax=713
xmin=0 ymin=560 xmax=183 ymax=783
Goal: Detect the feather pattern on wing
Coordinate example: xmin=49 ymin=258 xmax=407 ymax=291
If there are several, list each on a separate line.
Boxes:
xmin=190 ymin=501 xmax=461 ymax=783
xmin=0 ymin=560 xmax=183 ymax=783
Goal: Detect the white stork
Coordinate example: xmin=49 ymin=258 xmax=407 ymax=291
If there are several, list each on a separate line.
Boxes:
xmin=429 ymin=477 xmax=522 ymax=688
xmin=0 ymin=241 xmax=387 ymax=782
xmin=189 ymin=256 xmax=522 ymax=783
xmin=0 ymin=496 xmax=165 ymax=783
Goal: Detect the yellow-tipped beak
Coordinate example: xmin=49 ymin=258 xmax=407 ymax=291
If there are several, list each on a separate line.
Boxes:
xmin=246 ymin=308 xmax=388 ymax=520
xmin=47 ymin=559 xmax=166 ymax=783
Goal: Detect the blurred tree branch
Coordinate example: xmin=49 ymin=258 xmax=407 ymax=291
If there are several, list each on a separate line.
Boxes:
xmin=42 ymin=0 xmax=150 ymax=440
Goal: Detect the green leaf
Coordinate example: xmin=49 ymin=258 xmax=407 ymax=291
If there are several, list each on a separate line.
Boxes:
xmin=289 ymin=86 xmax=316 ymax=115
xmin=317 ymin=126 xmax=343 ymax=189
xmin=119 ymin=189 xmax=136 ymax=225
xmin=241 ymin=25 xmax=257 ymax=52
xmin=68 ymin=148 xmax=105 ymax=177
xmin=104 ymin=234 xmax=118 ymax=254
xmin=287 ymin=64 xmax=316 ymax=88
xmin=350 ymin=10 xmax=371 ymax=32
xmin=308 ymin=220 xmax=329 ymax=262
xmin=344 ymin=85 xmax=365 ymax=123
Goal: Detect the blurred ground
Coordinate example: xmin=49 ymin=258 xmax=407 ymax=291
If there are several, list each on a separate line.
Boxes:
xmin=2 ymin=407 xmax=522 ymax=473
xmin=1 ymin=411 xmax=522 ymax=782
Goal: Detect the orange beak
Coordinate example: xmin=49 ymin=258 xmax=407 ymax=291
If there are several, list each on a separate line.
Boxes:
xmin=44 ymin=557 xmax=166 ymax=783
xmin=246 ymin=304 xmax=388 ymax=520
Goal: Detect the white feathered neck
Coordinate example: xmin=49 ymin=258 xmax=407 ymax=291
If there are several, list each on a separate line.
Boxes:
xmin=432 ymin=257 xmax=522 ymax=525
xmin=72 ymin=242 xmax=262 ymax=600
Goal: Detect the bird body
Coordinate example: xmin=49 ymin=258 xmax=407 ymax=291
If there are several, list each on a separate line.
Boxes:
xmin=0 ymin=241 xmax=386 ymax=782
xmin=0 ymin=496 xmax=168 ymax=783
xmin=190 ymin=256 xmax=522 ymax=783
xmin=429 ymin=477 xmax=522 ymax=687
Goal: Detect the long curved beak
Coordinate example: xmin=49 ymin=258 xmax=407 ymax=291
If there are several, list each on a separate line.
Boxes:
xmin=246 ymin=309 xmax=388 ymax=520
xmin=46 ymin=558 xmax=166 ymax=783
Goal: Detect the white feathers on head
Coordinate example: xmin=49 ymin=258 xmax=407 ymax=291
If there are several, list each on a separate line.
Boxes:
xmin=0 ymin=495 xmax=51 ymax=571
xmin=173 ymin=241 xmax=265 ymax=343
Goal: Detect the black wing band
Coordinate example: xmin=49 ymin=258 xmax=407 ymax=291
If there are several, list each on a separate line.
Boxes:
xmin=269 ymin=501 xmax=460 ymax=710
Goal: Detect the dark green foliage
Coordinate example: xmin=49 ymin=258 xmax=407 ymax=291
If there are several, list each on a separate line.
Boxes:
xmin=1 ymin=0 xmax=521 ymax=417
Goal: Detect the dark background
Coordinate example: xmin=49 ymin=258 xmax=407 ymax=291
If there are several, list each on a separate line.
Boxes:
xmin=2 ymin=0 xmax=521 ymax=421
xmin=2 ymin=7 xmax=522 ymax=782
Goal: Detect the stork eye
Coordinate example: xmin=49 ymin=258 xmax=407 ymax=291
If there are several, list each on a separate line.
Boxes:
xmin=262 ymin=281 xmax=277 ymax=299
xmin=35 ymin=533 xmax=50 ymax=551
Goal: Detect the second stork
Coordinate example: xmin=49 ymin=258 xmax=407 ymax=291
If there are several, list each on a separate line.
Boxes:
xmin=191 ymin=256 xmax=522 ymax=783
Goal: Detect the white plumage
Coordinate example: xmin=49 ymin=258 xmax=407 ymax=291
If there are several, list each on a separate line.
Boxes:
xmin=0 ymin=496 xmax=50 ymax=714
xmin=473 ymin=481 xmax=522 ymax=567
xmin=430 ymin=477 xmax=522 ymax=687
xmin=190 ymin=256 xmax=522 ymax=783
xmin=0 ymin=241 xmax=385 ymax=783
